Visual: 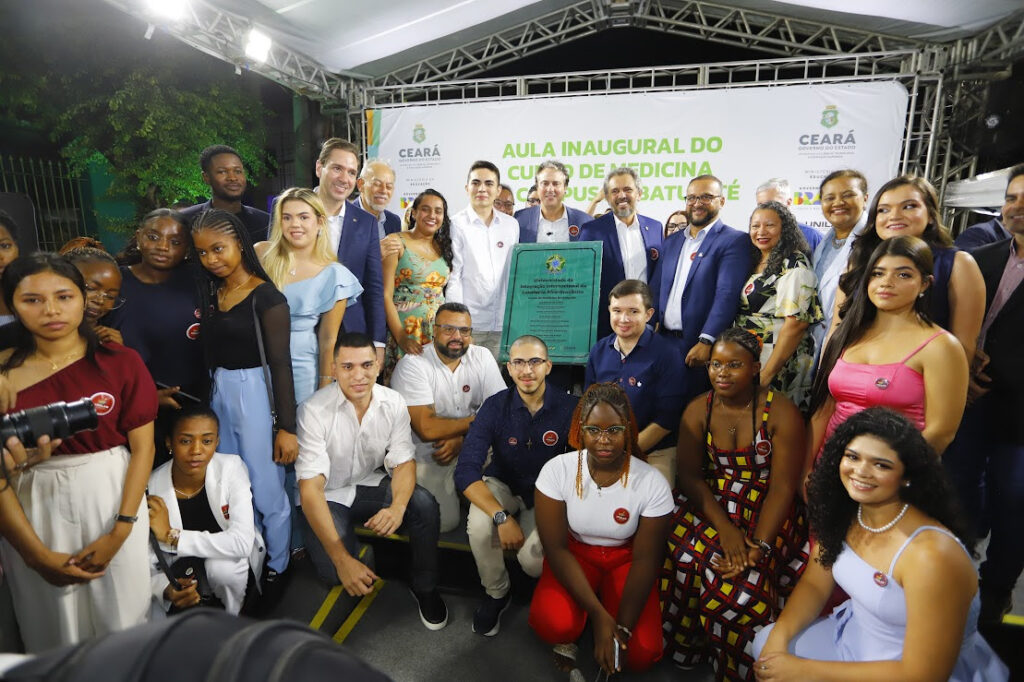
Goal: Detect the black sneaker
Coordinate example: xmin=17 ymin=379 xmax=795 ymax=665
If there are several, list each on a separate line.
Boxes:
xmin=472 ymin=592 xmax=511 ymax=636
xmin=258 ymin=567 xmax=289 ymax=615
xmin=411 ymin=589 xmax=448 ymax=630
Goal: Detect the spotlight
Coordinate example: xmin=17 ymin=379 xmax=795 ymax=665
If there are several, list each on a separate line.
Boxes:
xmin=245 ymin=28 xmax=272 ymax=63
xmin=984 ymin=114 xmax=1001 ymax=129
xmin=146 ymin=0 xmax=188 ymax=21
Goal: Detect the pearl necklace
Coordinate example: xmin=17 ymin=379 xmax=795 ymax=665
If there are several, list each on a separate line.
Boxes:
xmin=857 ymin=502 xmax=909 ymax=533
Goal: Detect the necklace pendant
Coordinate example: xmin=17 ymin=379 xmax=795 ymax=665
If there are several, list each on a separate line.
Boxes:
xmin=873 ymin=571 xmax=889 ymax=587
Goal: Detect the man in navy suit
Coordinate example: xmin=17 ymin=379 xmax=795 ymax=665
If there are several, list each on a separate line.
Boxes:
xmin=578 ymin=167 xmax=663 ymax=338
xmin=314 ymin=138 xmax=387 ymax=363
xmin=357 ymin=160 xmax=403 ymax=239
xmin=514 ymin=160 xmax=593 ymax=244
xmin=755 ymin=177 xmax=822 ymax=252
xmin=943 ymin=163 xmax=1024 ymax=624
xmin=650 ymin=174 xmax=753 ymax=401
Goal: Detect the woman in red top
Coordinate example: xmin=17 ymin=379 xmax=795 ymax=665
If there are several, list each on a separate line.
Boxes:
xmin=0 ymin=254 xmax=158 ymax=652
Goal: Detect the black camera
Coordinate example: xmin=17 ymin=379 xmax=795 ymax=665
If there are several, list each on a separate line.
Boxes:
xmin=0 ymin=398 xmax=99 ymax=448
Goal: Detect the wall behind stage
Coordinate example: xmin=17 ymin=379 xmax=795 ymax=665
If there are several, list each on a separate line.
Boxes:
xmin=366 ymin=81 xmax=908 ymax=233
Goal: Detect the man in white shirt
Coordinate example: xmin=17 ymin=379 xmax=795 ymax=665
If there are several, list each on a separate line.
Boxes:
xmin=391 ymin=303 xmax=507 ymax=533
xmin=446 ymin=161 xmax=521 ymax=359
xmin=297 ymin=332 xmax=447 ymax=630
xmin=314 ymin=139 xmax=387 ymax=362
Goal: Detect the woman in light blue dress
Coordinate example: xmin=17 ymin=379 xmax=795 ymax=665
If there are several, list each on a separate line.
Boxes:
xmin=752 ymin=407 xmax=1007 ymax=682
xmin=257 ymin=188 xmax=362 ymax=404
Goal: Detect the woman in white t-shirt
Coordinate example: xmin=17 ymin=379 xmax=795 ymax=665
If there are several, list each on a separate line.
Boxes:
xmin=529 ymin=382 xmax=673 ymax=678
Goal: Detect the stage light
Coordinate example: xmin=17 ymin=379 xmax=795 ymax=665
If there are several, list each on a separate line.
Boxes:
xmin=145 ymin=0 xmax=188 ymax=22
xmin=245 ymin=28 xmax=272 ymax=63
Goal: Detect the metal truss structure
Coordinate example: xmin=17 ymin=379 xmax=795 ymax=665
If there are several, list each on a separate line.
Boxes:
xmin=102 ymin=0 xmax=357 ymax=102
xmin=102 ymin=0 xmax=1024 ymax=221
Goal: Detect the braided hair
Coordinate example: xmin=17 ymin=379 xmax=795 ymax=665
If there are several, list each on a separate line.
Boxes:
xmin=568 ymin=382 xmax=643 ymax=499
xmin=711 ymin=328 xmax=763 ymax=442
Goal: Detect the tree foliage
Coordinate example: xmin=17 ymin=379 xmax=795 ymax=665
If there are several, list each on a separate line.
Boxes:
xmin=0 ymin=0 xmax=275 ymax=212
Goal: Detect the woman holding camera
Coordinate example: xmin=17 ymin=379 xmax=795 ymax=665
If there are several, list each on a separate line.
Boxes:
xmin=0 ymin=254 xmax=158 ymax=652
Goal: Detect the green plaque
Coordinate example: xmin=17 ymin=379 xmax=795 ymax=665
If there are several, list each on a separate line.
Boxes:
xmin=499 ymin=242 xmax=603 ymax=363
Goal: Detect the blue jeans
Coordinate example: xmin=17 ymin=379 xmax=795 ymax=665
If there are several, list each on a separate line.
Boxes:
xmin=945 ymin=395 xmax=1024 ymax=595
xmin=304 ymin=479 xmax=440 ymax=594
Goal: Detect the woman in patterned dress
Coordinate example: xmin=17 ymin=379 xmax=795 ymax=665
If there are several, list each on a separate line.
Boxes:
xmin=382 ymin=189 xmax=453 ymax=383
xmin=734 ymin=201 xmax=822 ymax=413
xmin=661 ymin=328 xmax=809 ymax=681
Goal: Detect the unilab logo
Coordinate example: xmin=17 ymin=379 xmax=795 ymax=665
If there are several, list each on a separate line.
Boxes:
xmin=412 ymin=124 xmax=426 ymax=144
xmin=821 ymin=105 xmax=838 ymax=129
xmin=545 ymin=254 xmax=566 ymax=274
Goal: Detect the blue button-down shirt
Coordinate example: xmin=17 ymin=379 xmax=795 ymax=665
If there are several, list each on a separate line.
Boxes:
xmin=454 ymin=384 xmax=577 ymax=508
xmin=585 ymin=326 xmax=685 ymax=450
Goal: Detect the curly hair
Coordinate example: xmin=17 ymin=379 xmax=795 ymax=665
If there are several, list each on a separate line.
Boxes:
xmin=748 ymin=201 xmax=811 ymax=279
xmin=408 ymin=189 xmax=454 ymax=269
xmin=838 ymin=175 xmax=952 ymax=301
xmin=806 ymin=407 xmax=974 ymax=568
xmin=809 ymin=236 xmax=934 ymax=413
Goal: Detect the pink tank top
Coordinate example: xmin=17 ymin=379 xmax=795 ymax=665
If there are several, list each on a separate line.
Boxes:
xmin=824 ymin=331 xmax=948 ymax=441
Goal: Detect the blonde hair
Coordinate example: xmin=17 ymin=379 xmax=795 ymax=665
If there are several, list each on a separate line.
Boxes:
xmin=262 ymin=187 xmax=336 ymax=290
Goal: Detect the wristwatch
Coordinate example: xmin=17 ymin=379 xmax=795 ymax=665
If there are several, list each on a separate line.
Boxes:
xmin=753 ymin=537 xmax=773 ymax=557
xmin=698 ymin=337 xmax=713 ymax=346
xmin=492 ymin=510 xmax=509 ymax=526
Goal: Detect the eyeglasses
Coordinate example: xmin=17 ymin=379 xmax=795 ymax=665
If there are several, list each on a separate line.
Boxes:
xmin=528 ymin=198 xmax=541 ymax=206
xmin=493 ymin=200 xmax=514 ymax=210
xmin=706 ymin=360 xmax=746 ymax=371
xmin=434 ymin=323 xmax=472 ymax=337
xmin=581 ymin=425 xmax=627 ymax=438
xmin=508 ymin=357 xmax=547 ymax=370
xmin=84 ymin=285 xmax=126 ymax=309
xmin=685 ymin=194 xmax=722 ymax=205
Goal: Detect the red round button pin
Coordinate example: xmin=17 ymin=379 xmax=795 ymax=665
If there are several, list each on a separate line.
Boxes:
xmin=542 ymin=430 xmax=558 ymax=446
xmin=613 ymin=508 xmax=630 ymax=524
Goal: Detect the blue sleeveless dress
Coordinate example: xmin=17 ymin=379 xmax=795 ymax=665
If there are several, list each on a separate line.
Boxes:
xmin=753 ymin=526 xmax=1008 ymax=681
xmin=283 ymin=263 xmax=362 ymax=404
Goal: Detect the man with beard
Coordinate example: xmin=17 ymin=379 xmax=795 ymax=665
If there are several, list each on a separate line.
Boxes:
xmin=391 ymin=303 xmax=506 ymax=533
xmin=179 ymin=145 xmax=270 ymax=243
xmin=454 ymin=335 xmax=576 ymax=637
xmin=579 ymin=167 xmax=663 ymax=338
xmin=650 ymin=174 xmax=751 ymax=401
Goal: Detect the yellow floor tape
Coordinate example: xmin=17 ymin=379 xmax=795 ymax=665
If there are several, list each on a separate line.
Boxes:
xmin=332 ymin=579 xmax=387 ymax=643
xmin=308 ymin=544 xmax=370 ymax=630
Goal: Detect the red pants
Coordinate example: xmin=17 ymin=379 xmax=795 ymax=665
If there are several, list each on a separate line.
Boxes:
xmin=529 ymin=538 xmax=663 ymax=672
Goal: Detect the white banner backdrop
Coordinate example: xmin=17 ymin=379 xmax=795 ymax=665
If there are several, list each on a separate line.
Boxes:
xmin=366 ymin=82 xmax=908 ymax=233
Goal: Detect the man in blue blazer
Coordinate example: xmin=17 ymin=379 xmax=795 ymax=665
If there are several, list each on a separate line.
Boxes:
xmin=578 ymin=167 xmax=663 ymax=338
xmin=650 ymin=174 xmax=753 ymax=401
xmin=357 ymin=160 xmax=403 ymax=238
xmin=515 ymin=160 xmax=593 ymax=243
xmin=314 ymin=138 xmax=387 ymax=363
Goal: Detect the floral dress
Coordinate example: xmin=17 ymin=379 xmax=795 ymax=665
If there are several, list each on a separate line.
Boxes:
xmin=383 ymin=244 xmax=450 ymax=383
xmin=661 ymin=391 xmax=810 ymax=681
xmin=735 ymin=253 xmax=822 ymax=413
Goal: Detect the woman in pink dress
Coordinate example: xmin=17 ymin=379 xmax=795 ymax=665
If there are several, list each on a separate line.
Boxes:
xmin=805 ymin=236 xmax=968 ymax=480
